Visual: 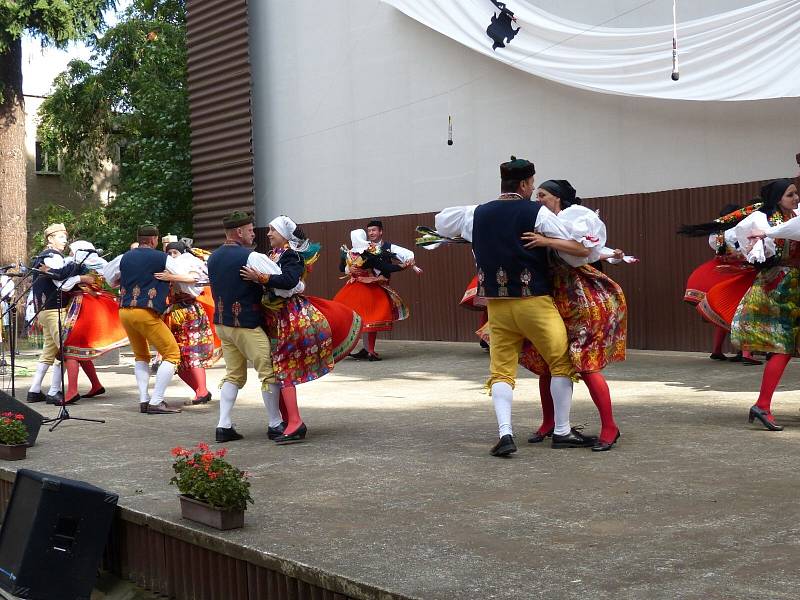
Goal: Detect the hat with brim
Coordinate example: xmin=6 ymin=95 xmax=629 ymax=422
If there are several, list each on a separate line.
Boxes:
xmin=223 ymin=211 xmax=254 ymax=229
xmin=44 ymin=223 xmax=67 ymax=237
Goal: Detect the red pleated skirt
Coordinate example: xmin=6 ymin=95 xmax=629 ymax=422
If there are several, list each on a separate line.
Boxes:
xmin=333 ymin=280 xmax=408 ymax=332
xmin=63 ymin=292 xmax=128 ymax=360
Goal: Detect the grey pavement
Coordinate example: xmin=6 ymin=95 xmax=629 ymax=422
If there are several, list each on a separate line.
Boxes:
xmin=3 ymin=341 xmax=800 ymax=600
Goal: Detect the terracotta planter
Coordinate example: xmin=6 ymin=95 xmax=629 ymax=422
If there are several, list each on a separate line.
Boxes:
xmin=0 ymin=444 xmax=27 ymax=461
xmin=178 ymin=495 xmax=244 ymax=530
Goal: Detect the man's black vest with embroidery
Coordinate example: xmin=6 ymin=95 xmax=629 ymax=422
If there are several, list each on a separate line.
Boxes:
xmin=31 ymin=248 xmax=76 ymax=311
xmin=119 ymin=247 xmax=170 ymax=314
xmin=472 ymin=199 xmax=550 ymax=298
xmin=207 ymin=243 xmax=263 ymax=328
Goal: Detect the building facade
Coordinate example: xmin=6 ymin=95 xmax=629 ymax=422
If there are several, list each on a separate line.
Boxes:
xmin=186 ymin=0 xmax=800 ymax=351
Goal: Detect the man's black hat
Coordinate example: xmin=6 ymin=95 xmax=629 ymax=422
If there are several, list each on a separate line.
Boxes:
xmin=500 ymin=156 xmax=535 ymax=180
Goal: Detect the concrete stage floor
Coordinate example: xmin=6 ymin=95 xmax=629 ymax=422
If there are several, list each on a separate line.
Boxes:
xmin=5 ymin=341 xmax=800 ymax=600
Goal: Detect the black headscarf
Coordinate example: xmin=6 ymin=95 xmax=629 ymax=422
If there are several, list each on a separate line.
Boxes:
xmin=165 ymin=241 xmax=187 ymax=254
xmin=539 ymin=179 xmax=578 ymax=208
xmin=758 ymin=179 xmax=795 ymax=215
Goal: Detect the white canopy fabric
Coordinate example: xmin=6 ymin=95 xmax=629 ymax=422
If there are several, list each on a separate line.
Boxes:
xmin=381 ymin=0 xmax=800 ymax=101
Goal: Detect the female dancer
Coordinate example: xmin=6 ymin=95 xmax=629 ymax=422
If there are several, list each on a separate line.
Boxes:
xmin=679 ymin=180 xmax=800 ymax=429
xmin=684 ymin=205 xmax=760 ymax=364
xmin=156 ymin=241 xmax=217 ymax=405
xmin=335 ymin=230 xmax=410 ymax=360
xmin=242 ymin=216 xmax=363 ymax=444
xmin=60 ymin=241 xmax=128 ymax=404
xmin=518 ymin=180 xmax=627 ymax=451
xmin=731 ymin=180 xmax=800 ymax=430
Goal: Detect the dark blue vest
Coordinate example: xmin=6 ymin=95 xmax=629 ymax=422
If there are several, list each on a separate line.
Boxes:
xmin=31 ymin=249 xmax=75 ymax=311
xmin=119 ymin=247 xmax=170 ymax=314
xmin=472 ymin=199 xmax=550 ymax=298
xmin=207 ymin=243 xmax=263 ymax=328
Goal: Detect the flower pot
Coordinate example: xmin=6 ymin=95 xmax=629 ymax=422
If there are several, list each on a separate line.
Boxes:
xmin=178 ymin=494 xmax=244 ymax=530
xmin=0 ymin=444 xmax=27 ymax=461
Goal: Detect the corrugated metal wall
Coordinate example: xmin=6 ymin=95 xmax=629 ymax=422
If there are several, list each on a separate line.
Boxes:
xmin=256 ymin=178 xmax=790 ymax=352
xmin=186 ymin=0 xmax=255 ymax=249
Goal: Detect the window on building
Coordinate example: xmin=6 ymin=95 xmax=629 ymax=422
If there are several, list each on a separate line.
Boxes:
xmin=34 ymin=141 xmax=62 ymax=175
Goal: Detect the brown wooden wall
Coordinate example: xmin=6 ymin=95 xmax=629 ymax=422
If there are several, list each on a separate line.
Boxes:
xmin=186 ymin=0 xmax=255 ymax=249
xmin=256 ymin=177 xmax=798 ymax=351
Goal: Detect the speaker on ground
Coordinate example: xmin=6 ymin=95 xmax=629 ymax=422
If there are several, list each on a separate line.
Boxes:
xmin=0 ymin=469 xmax=118 ymax=600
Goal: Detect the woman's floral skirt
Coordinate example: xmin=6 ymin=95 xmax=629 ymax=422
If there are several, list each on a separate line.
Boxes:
xmin=732 ymin=265 xmax=800 ymax=355
xmin=166 ymin=301 xmax=218 ymax=369
xmin=519 ymin=263 xmax=627 ymax=375
xmin=62 ymin=291 xmax=128 ymax=360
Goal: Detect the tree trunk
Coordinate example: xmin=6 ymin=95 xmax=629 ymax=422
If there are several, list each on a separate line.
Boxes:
xmin=0 ymin=38 xmax=27 ymax=267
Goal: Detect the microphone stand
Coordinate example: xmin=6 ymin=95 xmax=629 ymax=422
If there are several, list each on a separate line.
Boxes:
xmin=0 ymin=264 xmax=39 ymax=398
xmin=35 ymin=250 xmax=105 ymax=431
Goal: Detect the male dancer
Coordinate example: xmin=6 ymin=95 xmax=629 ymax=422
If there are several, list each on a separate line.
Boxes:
xmin=470 ymin=156 xmax=595 ymax=456
xmin=27 ymin=223 xmax=92 ymax=405
xmin=347 ymin=219 xmax=416 ymax=360
xmin=207 ymin=211 xmax=283 ymax=442
xmin=103 ymin=224 xmax=187 ymax=414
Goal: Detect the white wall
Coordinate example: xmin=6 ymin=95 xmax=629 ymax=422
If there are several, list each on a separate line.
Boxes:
xmin=250 ymin=0 xmax=800 ymax=226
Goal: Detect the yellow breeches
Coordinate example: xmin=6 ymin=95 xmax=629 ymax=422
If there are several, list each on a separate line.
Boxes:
xmin=216 ymin=324 xmax=276 ymax=389
xmin=486 ymin=296 xmax=574 ymax=388
xmin=119 ymin=307 xmax=180 ymax=364
xmin=37 ymin=308 xmax=66 ymax=364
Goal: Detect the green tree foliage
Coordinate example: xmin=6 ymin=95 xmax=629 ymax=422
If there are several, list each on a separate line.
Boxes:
xmin=1 ymin=0 xmax=112 ymax=265
xmin=37 ymin=0 xmax=191 ymax=255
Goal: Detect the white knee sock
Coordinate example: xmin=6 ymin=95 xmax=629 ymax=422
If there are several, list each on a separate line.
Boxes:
xmin=134 ymin=361 xmax=150 ymax=403
xmin=150 ymin=361 xmax=176 ymax=405
xmin=551 ymin=376 xmax=573 ymax=436
xmin=491 ymin=381 xmax=514 ymax=437
xmin=217 ymin=381 xmax=239 ymax=429
xmin=261 ymin=383 xmax=282 ymax=428
xmin=47 ymin=363 xmax=62 ymax=396
xmin=29 ymin=363 xmax=50 ymax=393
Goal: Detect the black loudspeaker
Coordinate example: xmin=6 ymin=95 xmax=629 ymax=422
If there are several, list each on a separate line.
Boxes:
xmin=0 ymin=390 xmax=43 ymax=447
xmin=0 ymin=469 xmax=118 ymax=600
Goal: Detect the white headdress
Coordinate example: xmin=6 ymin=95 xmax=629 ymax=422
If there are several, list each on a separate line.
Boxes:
xmin=350 ymin=229 xmax=370 ymax=253
xmin=269 ymin=216 xmax=309 ymax=252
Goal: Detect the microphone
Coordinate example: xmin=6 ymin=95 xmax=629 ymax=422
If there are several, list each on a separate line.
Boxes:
xmin=0 ymin=263 xmax=19 ymax=271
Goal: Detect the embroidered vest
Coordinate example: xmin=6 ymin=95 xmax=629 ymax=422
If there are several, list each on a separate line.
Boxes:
xmin=31 ymin=249 xmax=71 ymax=311
xmin=119 ymin=248 xmax=170 ymax=314
xmin=472 ymin=199 xmax=550 ymax=298
xmin=207 ymin=243 xmax=263 ymax=328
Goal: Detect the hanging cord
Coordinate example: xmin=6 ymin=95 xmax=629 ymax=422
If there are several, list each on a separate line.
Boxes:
xmin=671 ymin=0 xmax=680 ymax=81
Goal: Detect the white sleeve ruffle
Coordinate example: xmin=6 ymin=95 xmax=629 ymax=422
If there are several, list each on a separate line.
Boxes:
xmin=434 ymin=205 xmax=476 ymax=242
xmin=735 ymin=212 xmax=774 ymax=263
xmin=101 ymin=254 xmax=123 ymax=287
xmin=552 ymin=205 xmax=607 ymax=267
xmin=246 ymin=252 xmax=282 ymax=275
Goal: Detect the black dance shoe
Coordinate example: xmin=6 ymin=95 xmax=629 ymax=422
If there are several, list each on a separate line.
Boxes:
xmin=367 ymin=353 xmax=382 ymax=362
xmin=46 ymin=392 xmax=64 ymax=405
xmin=592 ymin=430 xmax=621 ymax=452
xmin=741 ymin=356 xmax=763 ymax=366
xmin=186 ymin=392 xmax=212 ymax=406
xmin=709 ymin=352 xmax=728 ymax=361
xmin=267 ymin=421 xmax=286 ymax=440
xmin=748 ymin=405 xmax=783 ymax=431
xmin=274 ymin=423 xmax=307 ymax=445
xmin=82 ymin=386 xmax=106 ymax=398
xmin=528 ymin=427 xmax=554 ymax=444
xmin=215 ymin=426 xmax=244 ymax=442
xmin=26 ymin=391 xmax=46 ymax=403
xmin=56 ymin=394 xmax=80 ymax=406
xmin=139 ymin=402 xmax=149 ymax=414
xmin=490 ymin=434 xmax=517 ymax=457
xmin=349 ymin=348 xmax=369 ymax=360
xmin=551 ymin=428 xmax=597 ymax=449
